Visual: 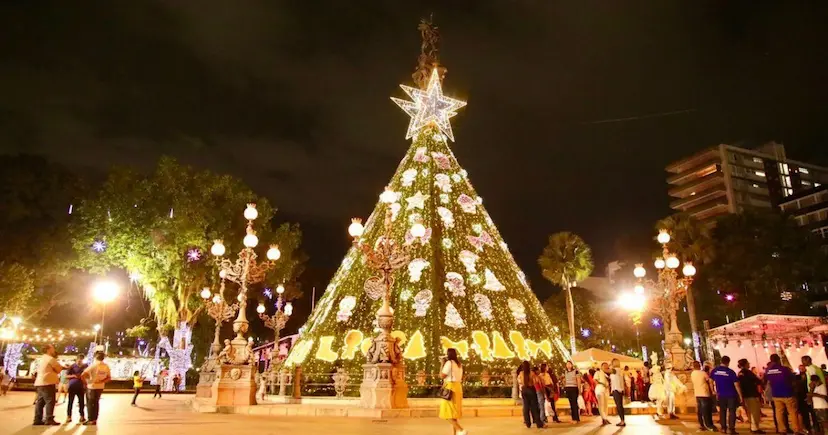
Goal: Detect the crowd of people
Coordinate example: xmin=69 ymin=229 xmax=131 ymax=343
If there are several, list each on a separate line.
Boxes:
xmin=435 ymin=347 xmax=828 ymax=434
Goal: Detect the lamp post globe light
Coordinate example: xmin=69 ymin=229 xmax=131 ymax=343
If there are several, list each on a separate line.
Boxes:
xmin=632 ymin=229 xmax=700 ymax=369
xmin=91 ymin=280 xmax=120 ymax=346
xmin=209 ymin=203 xmax=282 ymax=366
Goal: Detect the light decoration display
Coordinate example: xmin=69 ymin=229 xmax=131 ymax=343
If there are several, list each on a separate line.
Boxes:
xmin=155 ymin=322 xmax=193 ymax=391
xmin=186 ymin=248 xmax=202 ymax=262
xmin=3 ymin=342 xmax=24 ymax=376
xmin=283 ymin=33 xmax=566 ymax=377
xmin=91 ymin=240 xmax=107 ymax=253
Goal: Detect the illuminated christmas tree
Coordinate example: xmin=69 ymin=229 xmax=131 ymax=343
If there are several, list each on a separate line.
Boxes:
xmin=285 ymin=21 xmax=567 ymax=381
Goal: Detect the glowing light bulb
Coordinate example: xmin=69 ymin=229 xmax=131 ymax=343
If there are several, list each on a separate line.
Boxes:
xmin=256 ymin=303 xmax=266 ymax=314
xmin=212 ymin=295 xmax=221 ymax=304
xmin=666 ymin=256 xmax=680 ymax=269
xmin=266 ymin=245 xmax=281 ymax=261
xmin=276 ymin=284 xmax=285 ymax=295
xmin=243 ymin=203 xmax=259 ymax=221
xmin=682 ymin=262 xmax=696 ymax=277
xmin=634 ymin=284 xmax=645 ymax=294
xmin=243 ymin=232 xmax=259 ymax=248
xmin=348 ymin=218 xmax=364 ymax=238
xmin=211 ymin=240 xmax=226 ymax=256
xmin=657 ymin=230 xmax=671 ymax=245
xmin=200 ymin=288 xmax=211 ymax=299
xmin=633 ymin=264 xmax=646 ymax=278
xmin=284 ymin=302 xmax=293 ymax=316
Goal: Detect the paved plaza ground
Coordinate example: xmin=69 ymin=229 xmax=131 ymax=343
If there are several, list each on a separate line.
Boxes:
xmin=0 ymin=391 xmax=785 ymax=435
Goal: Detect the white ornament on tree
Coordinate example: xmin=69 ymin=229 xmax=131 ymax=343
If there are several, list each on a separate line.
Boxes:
xmin=405 ymin=227 xmax=432 ymax=245
xmin=337 ymin=296 xmax=357 ymax=322
xmin=459 ymin=250 xmax=479 ymax=273
xmin=390 ymin=202 xmax=402 ymax=221
xmin=402 ymin=168 xmax=418 ymax=186
xmin=413 ymin=147 xmax=430 ymax=163
xmin=484 ymin=268 xmax=506 ymax=291
xmin=400 ymin=289 xmax=413 ymax=301
xmin=434 ymin=173 xmax=452 ymax=192
xmin=457 ymin=194 xmax=477 ymax=214
xmin=444 ymin=303 xmax=465 ymax=329
xmin=408 ymin=258 xmax=430 ymax=282
xmin=438 ymin=207 xmax=455 ymax=228
xmin=467 ymin=231 xmax=494 ymax=251
xmin=406 ymin=191 xmax=430 ymax=210
xmin=440 ymin=193 xmax=450 ymax=204
xmin=473 ymin=294 xmax=494 ymax=320
xmin=451 ymin=173 xmax=462 ymax=183
xmin=444 ymin=272 xmax=466 ymax=297
xmin=517 ymin=271 xmax=529 ymax=287
xmin=413 ymin=290 xmax=433 ymax=317
xmin=442 ymin=238 xmax=453 ymax=249
xmin=472 ymin=223 xmax=483 ymax=234
xmin=508 ymin=298 xmax=528 ymax=325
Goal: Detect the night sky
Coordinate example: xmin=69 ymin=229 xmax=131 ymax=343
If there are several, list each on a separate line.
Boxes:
xmin=2 ymin=1 xmax=827 ymax=304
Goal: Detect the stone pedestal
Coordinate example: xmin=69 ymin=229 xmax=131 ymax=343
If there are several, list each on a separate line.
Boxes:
xmin=196 ymin=370 xmax=217 ymax=398
xmin=211 ymin=364 xmax=257 ymax=406
xmin=672 ymin=369 xmax=695 ymax=414
xmin=359 ymin=362 xmax=408 ymax=409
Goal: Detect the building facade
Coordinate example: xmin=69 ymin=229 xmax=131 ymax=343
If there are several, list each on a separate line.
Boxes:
xmin=666 ymin=142 xmax=828 ymax=223
xmin=779 ymin=186 xmax=828 ymax=240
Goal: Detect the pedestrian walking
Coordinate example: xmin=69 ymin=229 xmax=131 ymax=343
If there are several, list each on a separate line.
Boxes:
xmin=57 ymin=368 xmax=68 ymax=404
xmin=82 ymin=352 xmax=111 ymax=426
xmin=562 ymin=361 xmax=581 ymax=423
xmin=33 ymin=344 xmax=67 ymax=426
xmin=711 ymin=356 xmax=743 ymax=435
xmin=439 ymin=348 xmax=466 ymax=435
xmin=642 ymin=361 xmax=651 ymax=402
xmin=691 ymin=361 xmax=716 ymax=431
xmin=764 ymin=353 xmax=803 ymax=435
xmin=131 ymin=371 xmax=144 ymax=406
xmin=518 ymin=360 xmax=544 ymax=428
xmin=65 ymin=355 xmax=87 ymax=424
xmin=530 ymin=367 xmax=548 ymax=424
xmin=737 ymin=359 xmax=764 ymax=434
xmin=172 ymin=373 xmax=181 ymax=393
xmin=539 ymin=363 xmax=561 ymax=423
xmin=610 ymin=358 xmax=626 ymax=427
xmin=593 ymin=362 xmax=611 ymax=425
xmin=154 ymin=369 xmax=166 ymax=398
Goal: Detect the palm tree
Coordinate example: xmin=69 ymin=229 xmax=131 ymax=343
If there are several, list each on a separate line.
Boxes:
xmin=538 ymin=232 xmax=594 ymax=356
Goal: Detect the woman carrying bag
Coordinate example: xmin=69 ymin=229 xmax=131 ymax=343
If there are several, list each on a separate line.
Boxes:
xmin=439 ymin=348 xmax=466 ymax=435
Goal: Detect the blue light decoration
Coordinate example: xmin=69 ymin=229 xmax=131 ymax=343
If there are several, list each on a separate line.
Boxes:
xmin=651 ymin=318 xmax=662 ymax=328
xmin=263 ymin=288 xmax=273 ymax=299
xmin=92 ymin=240 xmax=107 ymax=253
xmin=580 ymin=328 xmax=591 ymax=338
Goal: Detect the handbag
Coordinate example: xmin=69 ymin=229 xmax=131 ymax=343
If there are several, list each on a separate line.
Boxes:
xmin=439 ymin=361 xmax=455 ymax=401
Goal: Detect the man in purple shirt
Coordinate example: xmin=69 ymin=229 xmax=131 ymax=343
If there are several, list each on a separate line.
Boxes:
xmin=764 ymin=354 xmax=802 ymax=434
xmin=65 ymin=355 xmax=86 ymax=424
xmin=710 ymin=356 xmax=743 ymax=435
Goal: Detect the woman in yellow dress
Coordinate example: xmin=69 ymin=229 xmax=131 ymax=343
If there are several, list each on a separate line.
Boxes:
xmin=439 ymin=348 xmax=466 ymax=435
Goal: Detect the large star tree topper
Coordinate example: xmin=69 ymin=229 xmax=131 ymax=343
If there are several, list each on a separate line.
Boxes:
xmin=391 ymin=68 xmax=467 ymax=142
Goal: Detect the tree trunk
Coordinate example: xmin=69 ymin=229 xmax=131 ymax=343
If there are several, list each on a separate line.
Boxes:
xmin=564 ymin=281 xmax=576 ymax=356
xmin=685 ymin=285 xmax=701 ymax=361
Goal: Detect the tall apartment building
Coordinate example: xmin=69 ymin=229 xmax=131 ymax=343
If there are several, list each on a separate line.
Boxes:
xmin=666 ymin=142 xmax=828 ymax=222
xmin=779 ymin=186 xmax=828 ymax=240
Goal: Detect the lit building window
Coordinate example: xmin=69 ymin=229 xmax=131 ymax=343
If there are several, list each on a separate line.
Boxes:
xmin=752 ymin=183 xmax=760 ymax=188
xmin=755 ymin=171 xmax=766 ymax=177
xmin=753 ymin=157 xmax=763 ymax=163
xmin=803 ymin=180 xmax=812 ymax=186
xmin=801 ymin=168 xmax=810 ymax=174
xmin=817 ymin=183 xmax=822 ymax=187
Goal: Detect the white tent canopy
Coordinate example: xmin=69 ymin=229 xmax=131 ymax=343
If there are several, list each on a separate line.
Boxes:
xmin=708 ymin=314 xmax=828 ymax=370
xmin=571 ymin=348 xmax=645 ymax=370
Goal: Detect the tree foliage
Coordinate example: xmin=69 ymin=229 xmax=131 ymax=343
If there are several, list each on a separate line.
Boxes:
xmin=538 ymin=232 xmax=594 ymax=289
xmin=542 ymin=288 xmax=600 ymax=348
xmin=0 ymin=155 xmax=87 ymax=319
xmin=656 ymin=213 xmax=714 ymax=265
xmin=70 ymin=157 xmax=305 ymax=328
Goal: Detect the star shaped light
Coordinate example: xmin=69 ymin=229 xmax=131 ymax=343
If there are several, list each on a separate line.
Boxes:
xmin=391 ymin=68 xmax=466 ymax=142
xmin=406 ymin=191 xmax=430 ymax=210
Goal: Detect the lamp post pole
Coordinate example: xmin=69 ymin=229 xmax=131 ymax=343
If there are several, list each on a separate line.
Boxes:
xmin=257 ymin=284 xmax=293 ymax=365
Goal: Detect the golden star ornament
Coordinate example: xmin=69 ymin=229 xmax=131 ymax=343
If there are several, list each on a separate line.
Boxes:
xmin=391 ymin=68 xmax=467 ymax=142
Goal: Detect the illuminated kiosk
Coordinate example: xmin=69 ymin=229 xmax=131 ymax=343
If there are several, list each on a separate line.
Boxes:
xmin=282 ymin=20 xmax=568 ymax=408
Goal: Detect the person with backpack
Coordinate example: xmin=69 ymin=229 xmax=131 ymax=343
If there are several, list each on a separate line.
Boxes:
xmin=439 ymin=348 xmax=466 ymax=435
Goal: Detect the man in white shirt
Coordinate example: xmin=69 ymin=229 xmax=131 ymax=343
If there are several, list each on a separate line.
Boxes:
xmin=808 ymin=374 xmax=828 ymax=434
xmin=593 ymin=362 xmax=611 ymax=426
xmin=82 ymin=352 xmax=111 ymax=426
xmin=610 ymin=359 xmax=626 ymax=427
xmin=691 ymin=361 xmax=715 ymax=431
xmin=33 ymin=344 xmax=67 ymax=426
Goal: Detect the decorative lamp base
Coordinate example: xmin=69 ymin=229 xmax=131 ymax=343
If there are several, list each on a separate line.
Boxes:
xmin=210 ymin=364 xmax=257 ymax=406
xmin=359 ymin=362 xmax=409 ymax=409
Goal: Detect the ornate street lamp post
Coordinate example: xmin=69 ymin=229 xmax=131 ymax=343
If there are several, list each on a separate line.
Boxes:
xmin=205 ymin=203 xmax=281 ymax=406
xmin=256 ymin=283 xmax=293 ymax=361
xmin=209 ymin=203 xmax=281 ymax=364
xmin=348 ymin=195 xmax=416 ymax=409
xmin=633 ymin=229 xmax=698 ymax=369
xmin=200 ymin=283 xmax=239 ymax=361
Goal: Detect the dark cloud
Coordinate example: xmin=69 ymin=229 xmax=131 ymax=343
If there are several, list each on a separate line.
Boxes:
xmin=1 ymin=1 xmax=827 ymax=297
